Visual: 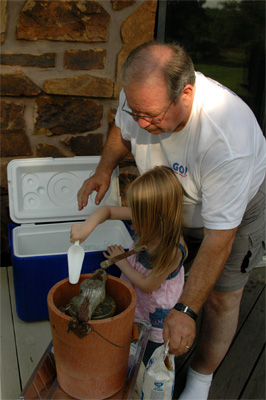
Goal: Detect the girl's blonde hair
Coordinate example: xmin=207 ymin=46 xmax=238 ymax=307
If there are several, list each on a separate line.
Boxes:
xmin=127 ymin=166 xmax=186 ymax=277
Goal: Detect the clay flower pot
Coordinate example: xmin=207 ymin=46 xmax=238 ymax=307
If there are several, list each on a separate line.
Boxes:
xmin=47 ymin=274 xmax=137 ymax=400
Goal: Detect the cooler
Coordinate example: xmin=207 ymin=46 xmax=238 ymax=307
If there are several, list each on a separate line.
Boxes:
xmin=7 ymin=157 xmax=133 ymax=322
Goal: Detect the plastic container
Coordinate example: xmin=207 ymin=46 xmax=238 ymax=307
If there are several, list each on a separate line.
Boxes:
xmin=7 ymin=157 xmax=133 ymax=322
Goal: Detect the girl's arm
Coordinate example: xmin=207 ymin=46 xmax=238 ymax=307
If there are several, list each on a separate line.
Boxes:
xmin=70 ymin=206 xmax=131 ymax=244
xmin=104 ymin=245 xmax=179 ymax=293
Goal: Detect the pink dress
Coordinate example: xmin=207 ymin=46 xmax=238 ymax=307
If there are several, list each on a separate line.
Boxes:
xmin=121 ymin=243 xmax=185 ymax=343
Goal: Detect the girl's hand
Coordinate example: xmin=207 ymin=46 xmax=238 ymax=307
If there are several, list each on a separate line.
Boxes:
xmin=103 ymin=245 xmax=125 ymax=260
xmin=70 ymin=222 xmax=92 ymax=244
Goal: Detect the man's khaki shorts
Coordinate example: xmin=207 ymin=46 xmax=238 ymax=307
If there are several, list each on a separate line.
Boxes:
xmin=184 ymin=178 xmax=265 ymax=292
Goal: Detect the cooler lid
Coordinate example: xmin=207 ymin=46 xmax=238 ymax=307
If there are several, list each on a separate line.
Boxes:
xmin=7 ymin=157 xmax=121 ymax=224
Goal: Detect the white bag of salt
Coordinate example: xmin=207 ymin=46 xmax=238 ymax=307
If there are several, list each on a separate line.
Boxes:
xmin=141 ymin=341 xmax=175 ymax=399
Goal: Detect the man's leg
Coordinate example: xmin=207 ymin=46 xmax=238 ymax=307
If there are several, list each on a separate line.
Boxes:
xmin=192 ymin=287 xmax=244 ymax=374
xmin=180 ymin=179 xmax=265 ymax=399
xmin=179 ymin=287 xmax=244 ymax=400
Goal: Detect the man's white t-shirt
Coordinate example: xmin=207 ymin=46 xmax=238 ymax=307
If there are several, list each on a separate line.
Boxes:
xmin=115 ymin=72 xmax=266 ymax=230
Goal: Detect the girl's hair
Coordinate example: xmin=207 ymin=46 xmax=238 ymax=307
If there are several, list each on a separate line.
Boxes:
xmin=127 ymin=166 xmax=186 ymax=277
xmin=121 ymin=40 xmax=195 ymax=101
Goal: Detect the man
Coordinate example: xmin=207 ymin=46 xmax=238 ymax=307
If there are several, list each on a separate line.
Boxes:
xmin=77 ymin=41 xmax=266 ymax=399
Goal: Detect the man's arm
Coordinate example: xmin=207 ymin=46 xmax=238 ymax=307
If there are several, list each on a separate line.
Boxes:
xmin=78 ymin=124 xmax=131 ymax=210
xmin=163 ymin=227 xmax=238 ymax=355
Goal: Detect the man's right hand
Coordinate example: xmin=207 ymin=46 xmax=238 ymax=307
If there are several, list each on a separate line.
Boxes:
xmin=77 ymin=171 xmax=111 ymax=210
xmin=77 ymin=124 xmax=131 ymax=211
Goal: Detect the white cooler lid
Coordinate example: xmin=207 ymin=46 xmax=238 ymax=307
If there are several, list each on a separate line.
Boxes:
xmin=7 ymin=157 xmax=121 ymax=224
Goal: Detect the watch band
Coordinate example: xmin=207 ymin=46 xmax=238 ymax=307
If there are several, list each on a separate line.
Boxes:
xmin=173 ymin=303 xmax=198 ymax=321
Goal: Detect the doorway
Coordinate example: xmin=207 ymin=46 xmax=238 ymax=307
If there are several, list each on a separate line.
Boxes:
xmin=155 ymin=0 xmax=265 ymax=133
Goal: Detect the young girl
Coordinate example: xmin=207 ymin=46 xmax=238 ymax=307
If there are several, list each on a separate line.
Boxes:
xmin=70 ymin=166 xmax=187 ymax=364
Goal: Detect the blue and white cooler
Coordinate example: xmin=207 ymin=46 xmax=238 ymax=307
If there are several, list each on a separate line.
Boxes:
xmin=7 ymin=157 xmax=133 ymax=322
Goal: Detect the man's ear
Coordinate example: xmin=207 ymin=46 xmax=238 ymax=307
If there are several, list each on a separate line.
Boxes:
xmin=182 ymin=84 xmax=194 ymax=105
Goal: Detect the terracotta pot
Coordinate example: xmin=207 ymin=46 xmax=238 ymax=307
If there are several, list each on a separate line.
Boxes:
xmin=47 ymin=274 xmax=137 ymax=400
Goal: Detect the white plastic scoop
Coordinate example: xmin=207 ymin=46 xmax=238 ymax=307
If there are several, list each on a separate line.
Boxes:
xmin=67 ymin=240 xmax=85 ymax=284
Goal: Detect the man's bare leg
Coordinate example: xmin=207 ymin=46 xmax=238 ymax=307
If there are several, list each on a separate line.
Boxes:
xmin=193 ymin=287 xmax=244 ymax=373
xmin=179 ymin=287 xmax=244 ymax=399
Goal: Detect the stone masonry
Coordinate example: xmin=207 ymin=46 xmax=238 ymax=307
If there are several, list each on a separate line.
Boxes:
xmin=0 ymin=0 xmax=158 ymax=265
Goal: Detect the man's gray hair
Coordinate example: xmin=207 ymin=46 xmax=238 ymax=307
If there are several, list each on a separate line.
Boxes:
xmin=121 ymin=40 xmax=195 ymax=101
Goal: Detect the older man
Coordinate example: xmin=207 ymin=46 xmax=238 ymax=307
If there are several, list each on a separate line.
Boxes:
xmin=77 ymin=41 xmax=266 ymax=399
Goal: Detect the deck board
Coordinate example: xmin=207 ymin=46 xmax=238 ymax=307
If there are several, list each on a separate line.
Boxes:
xmin=240 ymin=346 xmax=265 ymax=399
xmin=238 ymin=267 xmax=266 ymax=326
xmin=0 ymin=267 xmax=21 ymax=400
xmin=8 ymin=267 xmax=52 ymax=389
xmin=208 ymin=288 xmax=265 ymax=399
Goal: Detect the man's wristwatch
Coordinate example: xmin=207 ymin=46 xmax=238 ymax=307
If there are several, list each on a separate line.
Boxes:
xmin=173 ymin=303 xmax=198 ymax=321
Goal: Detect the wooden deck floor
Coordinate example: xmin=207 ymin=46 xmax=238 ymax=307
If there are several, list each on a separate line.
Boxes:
xmin=173 ymin=265 xmax=266 ymax=400
xmin=1 ymin=264 xmax=265 ymax=400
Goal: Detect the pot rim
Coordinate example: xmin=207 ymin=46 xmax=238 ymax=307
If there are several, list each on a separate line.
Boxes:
xmin=47 ymin=273 xmax=137 ymax=325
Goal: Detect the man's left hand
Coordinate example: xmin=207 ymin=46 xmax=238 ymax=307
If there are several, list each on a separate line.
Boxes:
xmin=163 ymin=309 xmax=196 ymax=355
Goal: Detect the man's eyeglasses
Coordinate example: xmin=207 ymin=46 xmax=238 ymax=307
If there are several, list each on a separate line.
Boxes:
xmin=122 ymin=98 xmax=173 ymax=124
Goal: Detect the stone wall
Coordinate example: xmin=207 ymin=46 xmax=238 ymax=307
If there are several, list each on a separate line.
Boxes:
xmin=0 ymin=0 xmax=158 ymax=265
